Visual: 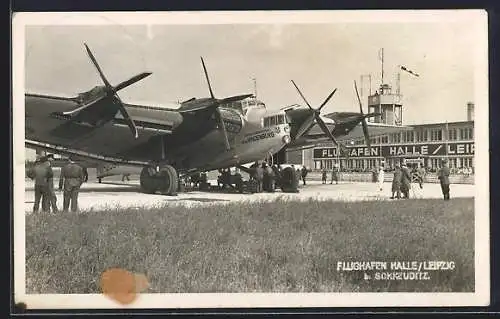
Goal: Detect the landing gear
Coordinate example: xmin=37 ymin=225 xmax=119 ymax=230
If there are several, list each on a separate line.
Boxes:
xmin=140 ymin=164 xmax=179 ymax=196
xmin=140 ymin=166 xmax=157 ymax=194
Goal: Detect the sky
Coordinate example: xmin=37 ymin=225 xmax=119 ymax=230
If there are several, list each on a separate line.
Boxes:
xmin=23 ymin=11 xmax=487 ymax=125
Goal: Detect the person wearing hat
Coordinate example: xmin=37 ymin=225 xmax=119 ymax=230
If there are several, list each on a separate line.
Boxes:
xmin=437 ymin=158 xmax=451 ymax=200
xmin=400 ymin=160 xmax=412 ymax=199
xmin=300 ymin=165 xmax=309 ymax=186
xmin=43 ymin=154 xmax=59 ymax=213
xmin=321 ymin=167 xmax=328 ymax=184
xmin=59 ymin=157 xmax=86 ymax=212
xmin=391 ymin=162 xmax=402 ymax=199
xmin=28 ymin=155 xmax=53 ymax=213
xmin=330 ymin=163 xmax=339 ymax=185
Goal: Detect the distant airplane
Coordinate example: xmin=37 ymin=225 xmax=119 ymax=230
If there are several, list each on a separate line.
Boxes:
xmin=25 ymin=43 xmax=379 ymax=195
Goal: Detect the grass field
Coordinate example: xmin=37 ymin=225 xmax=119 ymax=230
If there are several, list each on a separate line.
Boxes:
xmin=25 ymin=197 xmax=474 ymax=293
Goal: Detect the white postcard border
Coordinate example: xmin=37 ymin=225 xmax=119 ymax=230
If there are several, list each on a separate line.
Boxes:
xmin=13 ymin=10 xmax=490 ymax=309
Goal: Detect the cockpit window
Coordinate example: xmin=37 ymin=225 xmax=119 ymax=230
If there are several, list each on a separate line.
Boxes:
xmin=263 ymin=113 xmax=288 ymax=127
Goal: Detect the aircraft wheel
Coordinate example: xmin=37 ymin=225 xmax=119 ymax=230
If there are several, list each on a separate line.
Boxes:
xmin=158 ymin=165 xmax=178 ymax=196
xmin=140 ymin=166 xmax=157 ymax=194
xmin=280 ymin=167 xmax=295 ymax=193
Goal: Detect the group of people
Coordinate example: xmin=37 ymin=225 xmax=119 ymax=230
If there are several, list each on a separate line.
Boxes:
xmin=250 ymin=161 xmax=280 ymax=192
xmin=321 ymin=165 xmax=340 ymax=185
xmin=389 ymin=159 xmax=451 ymax=200
xmin=27 ymin=154 xmax=87 ymax=213
xmin=389 ymin=162 xmax=413 ymax=199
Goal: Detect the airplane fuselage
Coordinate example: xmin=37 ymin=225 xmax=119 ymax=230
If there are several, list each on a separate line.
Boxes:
xmin=25 ymin=93 xmax=292 ymax=174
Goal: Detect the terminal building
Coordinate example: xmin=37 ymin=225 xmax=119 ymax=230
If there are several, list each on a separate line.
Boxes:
xmin=287 ymin=83 xmax=475 ymax=173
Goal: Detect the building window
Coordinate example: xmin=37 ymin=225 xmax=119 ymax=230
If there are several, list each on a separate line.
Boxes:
xmin=391 ymin=133 xmax=401 ymax=143
xmin=431 ymin=129 xmax=442 ymax=141
xmin=381 ymin=135 xmax=389 ymax=144
xmin=459 ymin=127 xmax=473 ymax=140
xmin=417 ymin=129 xmax=429 ymax=142
xmin=448 ymin=129 xmax=457 ymax=141
xmin=416 ymin=130 xmax=422 ymax=142
xmin=408 ymin=131 xmax=414 ymax=143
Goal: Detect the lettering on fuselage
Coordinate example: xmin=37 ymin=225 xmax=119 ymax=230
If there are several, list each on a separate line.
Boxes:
xmin=241 ymin=126 xmax=281 ymax=144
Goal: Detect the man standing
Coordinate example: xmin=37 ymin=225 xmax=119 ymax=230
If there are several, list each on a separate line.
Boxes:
xmin=254 ymin=161 xmax=264 ymax=193
xmin=331 ymin=164 xmax=339 ymax=185
xmin=321 ymin=168 xmax=327 ymax=184
xmin=264 ymin=163 xmax=275 ymax=192
xmin=28 ymin=155 xmax=53 ymax=213
xmin=378 ymin=163 xmax=385 ymax=192
xmin=437 ymin=158 xmax=451 ymax=200
xmin=59 ymin=157 xmax=85 ymax=212
xmin=400 ymin=161 xmax=412 ymax=199
xmin=43 ymin=154 xmax=59 ymax=213
xmin=391 ymin=163 xmax=402 ymax=199
xmin=300 ymin=166 xmax=308 ymax=186
xmin=416 ymin=163 xmax=426 ymax=189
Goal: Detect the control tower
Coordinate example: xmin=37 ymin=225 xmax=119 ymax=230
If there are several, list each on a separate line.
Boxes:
xmin=367 ymin=83 xmax=403 ymax=126
xmin=366 ymin=48 xmax=404 ymax=126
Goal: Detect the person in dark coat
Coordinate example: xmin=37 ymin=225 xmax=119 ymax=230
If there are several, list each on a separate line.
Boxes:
xmin=254 ymin=161 xmax=264 ymax=193
xmin=28 ymin=156 xmax=53 ymax=213
xmin=391 ymin=163 xmax=402 ymax=199
xmin=262 ymin=162 xmax=270 ymax=192
xmin=59 ymin=158 xmax=85 ymax=212
xmin=272 ymin=164 xmax=281 ymax=189
xmin=400 ymin=161 xmax=412 ymax=199
xmin=43 ymin=154 xmax=58 ymax=213
xmin=416 ymin=164 xmax=426 ymax=189
xmin=300 ymin=166 xmax=308 ymax=186
xmin=437 ymin=159 xmax=451 ymax=200
xmin=331 ymin=164 xmax=339 ymax=184
xmin=264 ymin=163 xmax=275 ymax=192
xmin=321 ymin=168 xmax=327 ymax=184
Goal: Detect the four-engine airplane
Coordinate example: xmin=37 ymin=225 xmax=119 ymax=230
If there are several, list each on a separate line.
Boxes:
xmin=25 ymin=43 xmax=378 ymax=195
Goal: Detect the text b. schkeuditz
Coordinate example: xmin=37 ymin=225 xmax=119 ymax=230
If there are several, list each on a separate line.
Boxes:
xmin=337 ymin=261 xmax=456 ymax=281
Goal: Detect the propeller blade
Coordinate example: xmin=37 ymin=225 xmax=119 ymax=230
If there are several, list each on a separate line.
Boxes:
xmin=291 ymin=80 xmax=313 ymax=110
xmin=294 ymin=114 xmax=316 ymax=140
xmin=354 ymin=80 xmax=372 ymax=151
xmin=115 ymin=95 xmax=139 ymax=139
xmin=315 ymin=114 xmax=341 ymax=148
xmin=318 ymin=88 xmax=337 ymax=111
xmin=200 ymin=57 xmax=215 ymax=99
xmin=354 ymin=80 xmax=364 ymax=114
xmin=114 ymin=72 xmax=153 ymax=92
xmin=214 ymin=108 xmax=231 ymax=151
xmin=362 ymin=118 xmax=371 ymax=151
xmin=220 ymin=94 xmax=254 ymax=104
xmin=84 ymin=43 xmax=113 ymax=89
xmin=63 ymin=90 xmax=107 ymax=115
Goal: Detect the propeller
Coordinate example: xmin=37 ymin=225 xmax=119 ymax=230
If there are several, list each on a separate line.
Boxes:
xmin=353 ymin=80 xmax=372 ymax=152
xmin=200 ymin=57 xmax=253 ymax=151
xmin=82 ymin=43 xmax=152 ymax=139
xmin=291 ymin=80 xmax=346 ymax=153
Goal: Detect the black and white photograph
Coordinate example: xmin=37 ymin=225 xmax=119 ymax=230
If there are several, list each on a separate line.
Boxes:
xmin=13 ymin=10 xmax=489 ymax=309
